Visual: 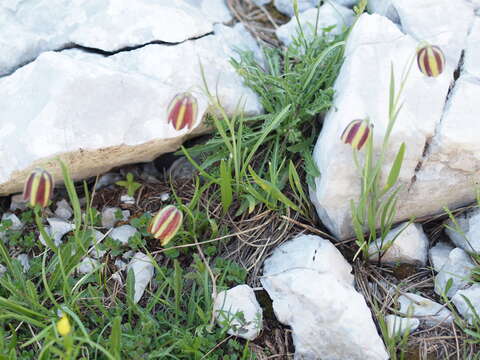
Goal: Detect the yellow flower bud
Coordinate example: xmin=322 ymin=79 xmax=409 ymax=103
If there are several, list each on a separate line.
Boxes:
xmin=57 ymin=313 xmax=71 ymax=336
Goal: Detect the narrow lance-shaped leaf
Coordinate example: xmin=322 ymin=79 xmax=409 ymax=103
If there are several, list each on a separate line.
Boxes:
xmin=219 ymin=159 xmax=233 ymax=213
xmin=384 ymin=142 xmax=406 ymax=192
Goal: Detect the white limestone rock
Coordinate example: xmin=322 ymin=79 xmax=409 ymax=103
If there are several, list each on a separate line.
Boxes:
xmin=445 ymin=207 xmax=480 ymax=253
xmin=429 ymin=242 xmax=454 ymax=272
xmin=114 ymin=259 xmax=127 ymax=271
xmin=276 ymin=4 xmax=354 ymax=46
xmin=95 ymin=173 xmax=123 ymax=190
xmin=273 ymin=0 xmax=316 ymax=17
xmin=0 ymin=24 xmax=262 ymax=196
xmin=77 ymin=257 xmax=99 ymax=274
xmin=398 ymin=292 xmax=452 ymax=326
xmin=262 ymin=269 xmax=388 ymax=360
xmin=101 ymin=207 xmax=130 ymax=229
xmin=109 ymin=225 xmax=138 ymax=246
xmin=39 ymin=218 xmax=74 ymax=247
xmin=310 ymin=11 xmax=469 ymax=240
xmin=406 ymin=74 xmax=480 ymax=230
xmin=16 ymin=253 xmax=30 ymax=273
xmin=1 ymin=212 xmax=23 ymax=231
xmin=252 ymin=0 xmax=270 ymax=6
xmin=368 ymin=222 xmax=429 ymax=265
xmin=367 ymin=0 xmax=399 ymax=24
xmin=434 ymin=248 xmax=476 ymax=298
xmin=128 ymin=252 xmax=154 ymax=303
xmin=0 ymin=0 xmax=232 ymax=76
xmin=213 ymin=285 xmax=263 ymax=340
xmin=263 ymin=234 xmax=354 ymax=286
xmin=464 ymin=17 xmax=480 ymax=78
xmin=261 ymin=235 xmax=387 ymax=360
xmin=394 ymin=0 xmax=473 ymax=64
xmin=452 ymin=284 xmax=480 ymax=324
xmin=9 ymin=194 xmax=27 ymax=211
xmin=120 ymin=195 xmax=135 ymax=205
xmin=55 ymin=199 xmax=73 ymax=220
xmin=385 ymin=314 xmax=420 ymax=337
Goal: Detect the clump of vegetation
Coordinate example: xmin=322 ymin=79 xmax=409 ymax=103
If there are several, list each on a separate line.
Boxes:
xmin=183 ymin=4 xmax=351 ymax=219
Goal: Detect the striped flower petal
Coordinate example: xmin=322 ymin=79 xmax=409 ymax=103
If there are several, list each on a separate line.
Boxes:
xmin=167 ymin=92 xmax=198 ymax=131
xmin=417 ymin=44 xmax=445 ymax=77
xmin=23 ymin=168 xmax=54 ymax=208
xmin=147 ymin=205 xmax=183 ymax=246
xmin=340 ymin=119 xmax=371 ymax=151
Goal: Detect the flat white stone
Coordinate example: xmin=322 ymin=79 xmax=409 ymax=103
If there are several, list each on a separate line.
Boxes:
xmin=16 ymin=253 xmax=30 ymax=273
xmin=109 ymin=225 xmax=137 ymax=246
xmin=159 ymin=192 xmax=170 ymax=201
xmin=214 ymin=285 xmax=263 ymax=340
xmin=385 ymin=314 xmax=419 ymax=337
xmin=368 ymin=222 xmax=429 ymax=265
xmin=452 ymin=284 xmax=480 ymax=324
xmin=54 ymin=199 xmax=73 ymax=220
xmin=429 ymin=242 xmax=454 ymax=272
xmin=77 ymin=257 xmax=99 ymax=274
xmin=252 ymin=0 xmax=270 ymax=6
xmin=0 ymin=23 xmax=262 ymax=196
xmin=9 ymin=194 xmax=27 ymax=211
xmin=0 ymin=0 xmax=232 ymax=76
xmin=398 ymin=292 xmax=453 ymax=326
xmin=1 ymin=212 xmax=23 ymax=231
xmin=394 ymin=0 xmax=474 ymax=64
xmin=464 ymin=17 xmax=480 ymax=78
xmin=128 ymin=252 xmax=154 ymax=303
xmin=445 ymin=205 xmax=480 ymax=254
xmin=367 ymin=0 xmax=399 ymax=24
xmin=261 ymin=234 xmax=387 ymax=360
xmin=114 ymin=259 xmax=127 ymax=271
xmin=273 ymin=0 xmax=317 ymax=17
xmin=310 ymin=12 xmax=465 ymax=239
xmin=276 ymin=4 xmax=354 ymax=46
xmin=39 ymin=218 xmax=74 ymax=247
xmin=261 ymin=269 xmax=388 ymax=360
xmin=434 ymin=248 xmax=476 ymax=298
xmin=263 ymin=234 xmax=354 ymax=286
xmin=102 ymin=207 xmax=129 ymax=229
xmin=95 ymin=173 xmax=122 ymax=190
xmin=120 ymin=195 xmax=135 ymax=205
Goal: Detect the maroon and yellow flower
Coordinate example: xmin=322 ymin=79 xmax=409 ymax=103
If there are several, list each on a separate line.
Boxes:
xmin=167 ymin=92 xmax=198 ymax=131
xmin=341 ymin=119 xmax=371 ymax=151
xmin=417 ymin=44 xmax=445 ymax=77
xmin=23 ymin=168 xmax=53 ymax=208
xmin=147 ymin=205 xmax=183 ymax=246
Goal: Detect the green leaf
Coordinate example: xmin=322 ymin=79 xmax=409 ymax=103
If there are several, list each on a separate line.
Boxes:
xmin=219 ymin=159 xmax=233 ymax=213
xmin=248 ymin=166 xmax=301 ymax=213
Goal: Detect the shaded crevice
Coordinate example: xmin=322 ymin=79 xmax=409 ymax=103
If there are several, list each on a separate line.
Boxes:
xmin=408 ymin=49 xmax=466 ymax=191
xmin=0 ymin=31 xmax=214 ymax=79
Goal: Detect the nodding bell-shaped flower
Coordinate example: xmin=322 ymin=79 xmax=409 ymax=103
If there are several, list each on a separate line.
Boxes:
xmin=147 ymin=205 xmax=183 ymax=246
xmin=417 ymin=44 xmax=445 ymax=77
xmin=167 ymin=92 xmax=198 ymax=131
xmin=341 ymin=119 xmax=371 ymax=151
xmin=23 ymin=168 xmax=54 ymax=208
xmin=57 ymin=313 xmax=71 ymax=336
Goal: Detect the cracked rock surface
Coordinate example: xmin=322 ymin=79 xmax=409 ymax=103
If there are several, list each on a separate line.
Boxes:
xmin=0 ymin=0 xmax=232 ymax=76
xmin=310 ymin=0 xmax=478 ymax=240
xmin=0 ymin=0 xmax=262 ymax=195
xmin=261 ymin=235 xmax=388 ymax=360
